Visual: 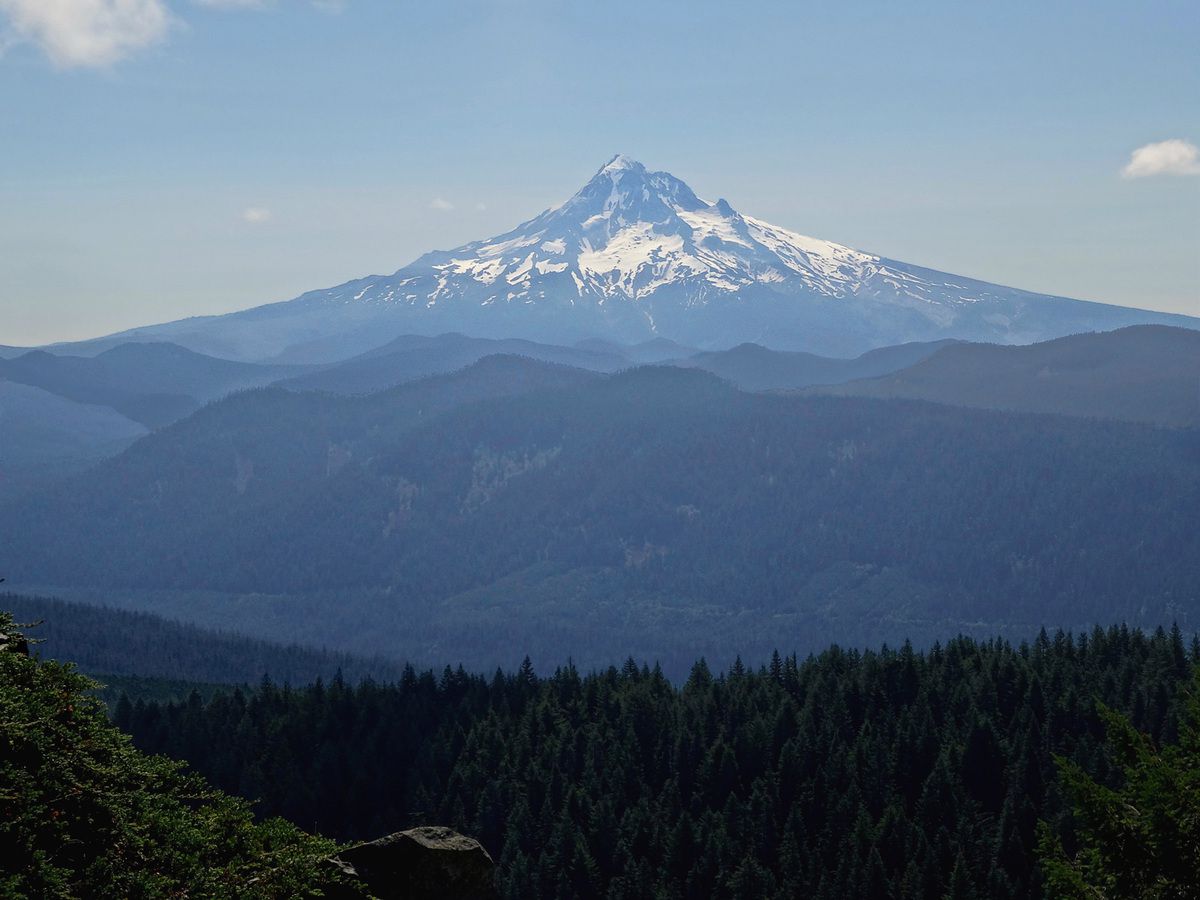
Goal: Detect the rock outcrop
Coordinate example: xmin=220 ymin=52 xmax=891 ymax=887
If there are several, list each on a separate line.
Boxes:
xmin=330 ymin=826 xmax=498 ymax=900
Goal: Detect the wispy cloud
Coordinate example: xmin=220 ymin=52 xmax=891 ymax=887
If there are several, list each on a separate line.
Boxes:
xmin=241 ymin=207 xmax=271 ymax=224
xmin=194 ymin=0 xmax=344 ymax=10
xmin=193 ymin=0 xmax=267 ymax=8
xmin=429 ymin=197 xmax=454 ymax=211
xmin=0 ymin=0 xmax=172 ymax=68
xmin=0 ymin=0 xmax=343 ymax=67
xmin=194 ymin=0 xmax=267 ymax=7
xmin=475 ymin=202 xmax=487 ymax=212
xmin=1121 ymin=139 xmax=1200 ymax=178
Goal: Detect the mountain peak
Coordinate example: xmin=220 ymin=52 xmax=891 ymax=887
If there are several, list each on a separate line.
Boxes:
xmin=394 ymin=157 xmax=882 ymax=312
xmin=713 ymin=198 xmax=736 ymax=217
xmin=564 ymin=156 xmax=706 ymax=222
xmin=598 ymin=154 xmax=645 ymax=175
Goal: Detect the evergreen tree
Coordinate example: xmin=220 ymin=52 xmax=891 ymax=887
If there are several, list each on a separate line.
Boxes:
xmin=1037 ymin=672 xmax=1200 ymax=898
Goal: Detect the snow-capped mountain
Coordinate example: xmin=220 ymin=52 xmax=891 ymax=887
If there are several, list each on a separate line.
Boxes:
xmin=55 ymin=156 xmax=1200 ymax=362
xmin=362 ymin=155 xmax=1011 ymax=316
xmin=366 ymin=155 xmax=894 ymax=309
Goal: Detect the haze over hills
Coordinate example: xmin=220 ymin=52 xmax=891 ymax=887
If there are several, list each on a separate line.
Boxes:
xmin=3 ymin=324 xmax=1192 ymax=546
xmin=0 ymin=381 xmax=147 ymax=500
xmin=576 ymin=336 xmax=698 ymax=364
xmin=669 ymin=339 xmax=956 ymax=392
xmin=279 ymin=332 xmax=628 ymax=395
xmin=0 ymin=330 xmax=953 ymax=498
xmin=24 ymin=156 xmax=1199 ymax=363
xmin=0 ymin=342 xmax=313 ymax=497
xmin=281 ymin=332 xmax=958 ymax=396
xmin=0 ymin=343 xmax=304 ymax=427
xmin=4 ymin=352 xmax=1197 ymax=674
xmin=818 ymin=325 xmax=1200 ymax=427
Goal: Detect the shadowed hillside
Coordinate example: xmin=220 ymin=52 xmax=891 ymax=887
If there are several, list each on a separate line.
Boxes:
xmin=0 ymin=342 xmax=305 ymax=427
xmin=3 ymin=359 xmax=1197 ymax=674
xmin=817 ymin=325 xmax=1200 ymax=427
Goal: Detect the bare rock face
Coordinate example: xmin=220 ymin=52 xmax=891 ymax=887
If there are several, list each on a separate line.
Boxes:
xmin=330 ymin=826 xmax=498 ymax=900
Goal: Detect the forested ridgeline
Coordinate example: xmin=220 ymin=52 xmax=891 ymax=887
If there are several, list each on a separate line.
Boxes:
xmin=119 ymin=626 xmax=1196 ymax=899
xmin=6 ymin=362 xmax=1199 ymax=675
xmin=816 ymin=325 xmax=1200 ymax=428
xmin=1 ymin=593 xmax=407 ymax=686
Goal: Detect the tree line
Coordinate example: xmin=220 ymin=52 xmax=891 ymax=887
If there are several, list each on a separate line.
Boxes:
xmin=118 ymin=624 xmax=1196 ymax=899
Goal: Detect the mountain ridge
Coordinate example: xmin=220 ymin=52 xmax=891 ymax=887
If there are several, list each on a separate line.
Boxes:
xmin=816 ymin=324 xmax=1200 ymax=427
xmin=0 ymin=342 xmax=305 ymax=426
xmin=4 ymin=354 xmax=1197 ymax=673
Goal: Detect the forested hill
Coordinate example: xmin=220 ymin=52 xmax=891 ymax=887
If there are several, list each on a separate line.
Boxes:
xmin=0 ymin=611 xmax=368 ymax=898
xmin=4 ymin=360 xmax=1198 ymax=674
xmin=118 ymin=625 xmax=1196 ymax=899
xmin=2 ymin=593 xmax=406 ymax=685
xmin=817 ymin=325 xmax=1200 ymax=427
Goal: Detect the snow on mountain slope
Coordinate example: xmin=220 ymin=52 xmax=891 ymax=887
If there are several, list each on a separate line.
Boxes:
xmin=45 ymin=156 xmax=1200 ymax=362
xmin=327 ymin=155 xmax=998 ymax=312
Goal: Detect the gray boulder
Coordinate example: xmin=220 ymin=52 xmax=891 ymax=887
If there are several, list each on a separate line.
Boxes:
xmin=330 ymin=826 xmax=498 ymax=900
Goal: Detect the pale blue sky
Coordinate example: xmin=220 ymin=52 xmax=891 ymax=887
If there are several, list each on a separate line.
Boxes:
xmin=1 ymin=0 xmax=1197 ymax=345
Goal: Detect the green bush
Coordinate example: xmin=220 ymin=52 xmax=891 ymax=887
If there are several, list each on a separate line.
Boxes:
xmin=0 ymin=612 xmax=366 ymax=899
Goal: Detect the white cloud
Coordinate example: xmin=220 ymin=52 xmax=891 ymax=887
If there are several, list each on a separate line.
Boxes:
xmin=475 ymin=202 xmax=487 ymax=212
xmin=429 ymin=197 xmax=454 ymax=211
xmin=0 ymin=0 xmax=171 ymax=67
xmin=195 ymin=0 xmax=341 ymax=9
xmin=0 ymin=0 xmax=337 ymax=68
xmin=1121 ymin=139 xmax=1200 ymax=178
xmin=241 ymin=207 xmax=271 ymax=224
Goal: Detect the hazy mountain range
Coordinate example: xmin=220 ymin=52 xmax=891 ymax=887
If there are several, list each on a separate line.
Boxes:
xmin=3 ymin=325 xmax=1196 ymax=502
xmin=4 ymin=326 xmax=1197 ymax=674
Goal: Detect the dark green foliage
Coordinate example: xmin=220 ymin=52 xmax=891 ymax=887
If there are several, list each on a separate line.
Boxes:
xmin=0 ymin=612 xmax=364 ymax=899
xmin=3 ymin=593 xmax=407 ymax=685
xmin=4 ymin=362 xmax=1198 ymax=676
xmin=119 ymin=626 xmax=1194 ymax=899
xmin=1037 ymin=667 xmax=1200 ymax=898
xmin=95 ymin=674 xmax=231 ymax=711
